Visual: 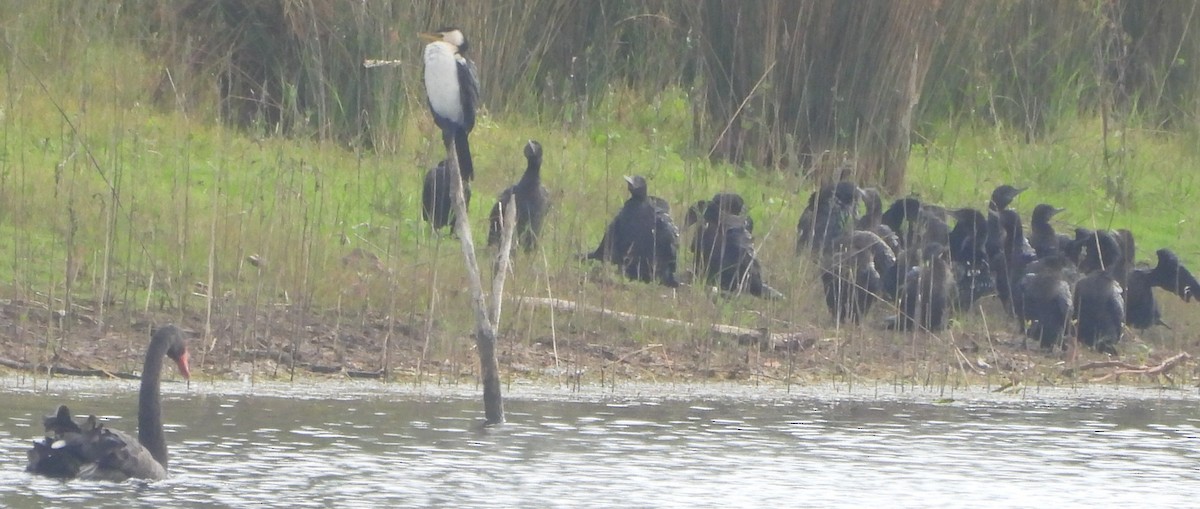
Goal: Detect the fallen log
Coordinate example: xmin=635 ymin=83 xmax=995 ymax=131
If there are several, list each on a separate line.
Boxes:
xmin=515 ymin=296 xmax=814 ymax=350
xmin=1061 ymin=360 xmax=1142 ymax=376
xmin=0 ymin=357 xmax=138 ymax=379
xmin=1064 ymin=352 xmax=1192 ymax=383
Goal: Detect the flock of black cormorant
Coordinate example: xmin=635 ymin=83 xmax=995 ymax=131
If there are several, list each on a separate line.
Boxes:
xmin=797 ymin=180 xmax=1199 ymax=354
xmin=416 ymin=26 xmax=1198 ymax=358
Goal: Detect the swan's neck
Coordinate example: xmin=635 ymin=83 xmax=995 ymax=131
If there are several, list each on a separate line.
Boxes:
xmin=138 ymin=337 xmax=170 ymax=469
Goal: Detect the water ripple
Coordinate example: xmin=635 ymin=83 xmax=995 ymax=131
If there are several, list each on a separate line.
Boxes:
xmin=0 ymin=384 xmax=1197 ymax=508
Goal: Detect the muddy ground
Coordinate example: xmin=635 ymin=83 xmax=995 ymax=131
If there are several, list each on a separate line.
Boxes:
xmin=0 ymin=296 xmax=1195 ymax=390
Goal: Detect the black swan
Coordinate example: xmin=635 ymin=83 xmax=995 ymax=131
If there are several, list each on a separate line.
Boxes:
xmin=26 ymin=325 xmax=191 ymax=481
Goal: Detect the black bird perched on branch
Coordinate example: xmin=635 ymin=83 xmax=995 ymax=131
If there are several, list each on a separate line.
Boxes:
xmin=488 ymin=140 xmax=549 ymax=251
xmin=420 ymin=27 xmax=480 ymax=183
xmin=586 ymin=176 xmax=680 ymax=287
xmin=422 ymin=160 xmax=471 ymax=231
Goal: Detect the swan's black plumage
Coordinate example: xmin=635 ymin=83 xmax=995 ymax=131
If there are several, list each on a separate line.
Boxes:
xmin=27 ymin=325 xmax=190 ymax=481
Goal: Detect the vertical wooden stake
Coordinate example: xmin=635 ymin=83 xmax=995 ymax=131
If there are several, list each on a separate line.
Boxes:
xmin=445 ymin=137 xmax=510 ymax=425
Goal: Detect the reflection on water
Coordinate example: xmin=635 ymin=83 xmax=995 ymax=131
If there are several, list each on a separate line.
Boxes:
xmin=0 ymin=379 xmax=1197 ymax=508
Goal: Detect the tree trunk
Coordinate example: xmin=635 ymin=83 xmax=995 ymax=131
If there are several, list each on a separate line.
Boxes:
xmin=444 ymin=138 xmax=512 ymax=426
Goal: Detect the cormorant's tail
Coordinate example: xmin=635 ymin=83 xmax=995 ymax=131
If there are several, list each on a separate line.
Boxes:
xmin=455 ymin=130 xmax=474 ymax=182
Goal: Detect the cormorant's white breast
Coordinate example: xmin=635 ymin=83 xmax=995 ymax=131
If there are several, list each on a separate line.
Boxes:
xmin=420 ymin=28 xmax=479 ymax=133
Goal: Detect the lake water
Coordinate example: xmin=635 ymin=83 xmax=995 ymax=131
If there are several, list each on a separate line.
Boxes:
xmin=0 ymin=377 xmax=1197 ymax=508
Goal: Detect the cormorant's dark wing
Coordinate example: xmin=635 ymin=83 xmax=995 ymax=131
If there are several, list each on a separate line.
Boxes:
xmin=684 ymin=200 xmax=708 ymax=229
xmin=1125 ymin=269 xmax=1163 ymax=329
xmin=653 ymin=208 xmax=680 ymax=286
xmin=723 ymin=221 xmax=757 ymax=289
xmin=456 ymin=55 xmax=480 ymax=132
xmin=649 ymin=196 xmax=671 ymax=214
xmin=1074 ymin=273 xmax=1124 ymax=351
xmin=1152 ymin=248 xmax=1200 ymax=302
xmin=1115 ymin=229 xmax=1136 ymax=280
xmin=726 ymin=220 xmax=782 ymax=299
xmin=796 ymin=191 xmax=818 ymax=254
xmin=1024 ymin=275 xmax=1073 ymax=350
xmin=587 ymin=218 xmax=620 ymax=262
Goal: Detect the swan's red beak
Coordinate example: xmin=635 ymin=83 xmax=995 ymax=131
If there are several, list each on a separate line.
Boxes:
xmin=175 ymin=350 xmax=191 ymax=380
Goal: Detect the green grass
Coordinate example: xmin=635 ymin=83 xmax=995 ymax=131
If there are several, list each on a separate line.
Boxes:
xmin=1 ymin=18 xmax=1198 ymax=385
xmin=909 ymin=118 xmax=1200 ymax=264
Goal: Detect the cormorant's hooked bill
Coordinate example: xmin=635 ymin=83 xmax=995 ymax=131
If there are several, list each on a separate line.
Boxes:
xmin=420 ymin=27 xmax=480 ymax=182
xmin=989 ymin=185 xmax=1025 ymax=211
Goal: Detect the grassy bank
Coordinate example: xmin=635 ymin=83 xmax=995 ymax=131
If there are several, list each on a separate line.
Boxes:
xmin=0 ymin=11 xmax=1197 ymax=389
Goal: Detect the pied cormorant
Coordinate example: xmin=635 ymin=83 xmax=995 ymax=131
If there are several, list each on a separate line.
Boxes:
xmin=419 ymin=27 xmax=480 ymax=183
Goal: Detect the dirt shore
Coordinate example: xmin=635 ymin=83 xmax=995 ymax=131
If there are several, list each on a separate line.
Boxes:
xmin=1 ymin=296 xmax=1194 ymax=390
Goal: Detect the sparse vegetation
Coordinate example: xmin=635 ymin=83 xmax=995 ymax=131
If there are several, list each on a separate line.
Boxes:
xmin=0 ymin=1 xmax=1196 ymax=390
